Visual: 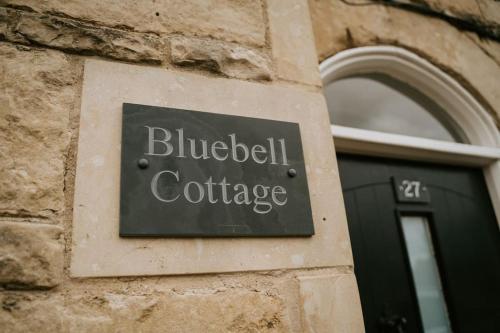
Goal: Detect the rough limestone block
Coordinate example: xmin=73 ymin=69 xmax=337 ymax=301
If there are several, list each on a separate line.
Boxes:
xmin=0 ymin=221 xmax=64 ymax=289
xmin=267 ymin=0 xmax=321 ymax=86
xmin=0 ymin=289 xmax=287 ymax=332
xmin=299 ymin=273 xmax=364 ymax=333
xmin=0 ymin=0 xmax=266 ymax=47
xmin=418 ymin=0 xmax=483 ymax=18
xmin=0 ymin=8 xmax=165 ymax=64
xmin=0 ymin=43 xmax=79 ymax=217
xmin=170 ymin=36 xmax=272 ymax=80
xmin=477 ymin=0 xmax=500 ymax=24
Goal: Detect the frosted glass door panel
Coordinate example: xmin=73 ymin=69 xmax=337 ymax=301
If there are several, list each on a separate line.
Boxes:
xmin=401 ymin=216 xmax=452 ymax=333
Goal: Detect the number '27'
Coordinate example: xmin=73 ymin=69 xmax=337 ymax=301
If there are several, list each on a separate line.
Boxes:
xmin=401 ymin=180 xmax=421 ymax=198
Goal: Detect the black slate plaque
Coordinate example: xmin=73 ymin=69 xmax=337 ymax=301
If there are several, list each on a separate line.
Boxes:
xmin=119 ymin=103 xmax=314 ymax=237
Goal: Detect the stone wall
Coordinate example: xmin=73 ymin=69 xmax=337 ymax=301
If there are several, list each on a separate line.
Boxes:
xmin=0 ymin=1 xmax=363 ymax=332
xmin=309 ymin=0 xmax=500 ymax=127
xmin=4 ymin=0 xmax=497 ymax=331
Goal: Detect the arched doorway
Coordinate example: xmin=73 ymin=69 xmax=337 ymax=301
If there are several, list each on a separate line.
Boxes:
xmin=321 ymin=46 xmax=500 ymax=333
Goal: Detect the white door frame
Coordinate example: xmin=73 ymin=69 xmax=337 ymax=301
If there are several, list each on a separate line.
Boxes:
xmin=320 ymin=46 xmax=500 ymax=224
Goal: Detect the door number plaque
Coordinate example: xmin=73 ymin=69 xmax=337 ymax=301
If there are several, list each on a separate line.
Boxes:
xmin=392 ymin=177 xmax=431 ymax=203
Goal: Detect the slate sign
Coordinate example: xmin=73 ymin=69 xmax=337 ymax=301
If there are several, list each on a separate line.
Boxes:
xmin=392 ymin=177 xmax=431 ymax=203
xmin=119 ymin=103 xmax=314 ymax=237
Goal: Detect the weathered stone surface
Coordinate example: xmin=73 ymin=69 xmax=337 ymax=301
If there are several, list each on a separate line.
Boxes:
xmin=412 ymin=0 xmax=500 ymax=26
xmin=267 ymin=0 xmax=321 ymax=86
xmin=299 ymin=273 xmax=364 ymax=333
xmin=466 ymin=32 xmax=500 ymax=67
xmin=477 ymin=0 xmax=500 ymax=25
xmin=337 ymin=1 xmax=500 ymax=41
xmin=0 ymin=289 xmax=287 ymax=332
xmin=418 ymin=0 xmax=483 ymax=18
xmin=0 ymin=8 xmax=165 ymax=63
xmin=170 ymin=36 xmax=271 ymax=80
xmin=0 ymin=221 xmax=64 ymax=289
xmin=309 ymin=0 xmax=500 ymax=125
xmin=0 ymin=43 xmax=79 ymax=217
xmin=0 ymin=0 xmax=266 ymax=47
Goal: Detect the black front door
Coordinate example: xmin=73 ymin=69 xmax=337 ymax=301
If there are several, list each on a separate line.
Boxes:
xmin=338 ymin=154 xmax=500 ymax=333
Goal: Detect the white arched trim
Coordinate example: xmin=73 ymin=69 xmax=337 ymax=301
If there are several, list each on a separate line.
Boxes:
xmin=320 ymin=46 xmax=500 ymax=224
